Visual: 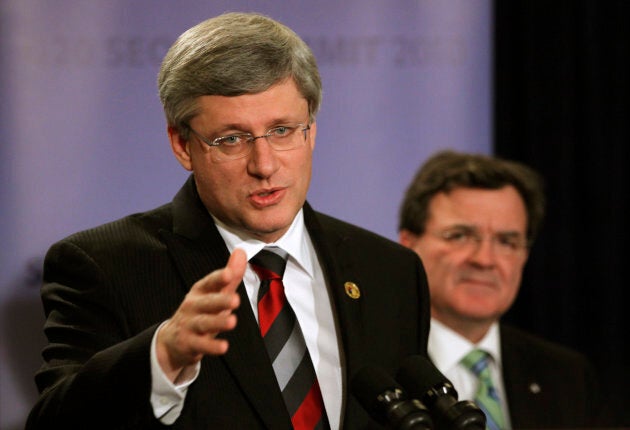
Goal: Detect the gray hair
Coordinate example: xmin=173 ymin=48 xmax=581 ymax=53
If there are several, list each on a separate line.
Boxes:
xmin=157 ymin=12 xmax=322 ymax=137
xmin=398 ymin=150 xmax=546 ymax=246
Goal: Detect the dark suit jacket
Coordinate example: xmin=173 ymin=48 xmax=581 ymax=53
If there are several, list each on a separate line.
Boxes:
xmin=501 ymin=324 xmax=610 ymax=429
xmin=26 ymin=176 xmax=430 ymax=429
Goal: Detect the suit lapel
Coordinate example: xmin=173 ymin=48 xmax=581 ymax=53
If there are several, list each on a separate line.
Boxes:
xmin=161 ymin=176 xmax=232 ymax=292
xmin=162 ymin=177 xmax=291 ymax=429
xmin=501 ymin=325 xmax=546 ymax=428
xmin=303 ymin=204 xmax=368 ymax=383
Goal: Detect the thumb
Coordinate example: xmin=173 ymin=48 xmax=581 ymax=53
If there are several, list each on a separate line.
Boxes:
xmin=222 ymin=248 xmax=247 ymax=293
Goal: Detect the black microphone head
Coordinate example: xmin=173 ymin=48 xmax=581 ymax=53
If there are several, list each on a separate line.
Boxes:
xmin=396 ymin=355 xmax=458 ymax=403
xmin=352 ymin=365 xmax=434 ymax=429
xmin=351 ymin=365 xmax=404 ymax=422
xmin=397 ymin=355 xmax=487 ymax=430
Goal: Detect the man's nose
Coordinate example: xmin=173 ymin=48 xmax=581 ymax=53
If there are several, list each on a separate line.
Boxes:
xmin=468 ymin=237 xmax=497 ymax=267
xmin=247 ymin=137 xmax=280 ymax=177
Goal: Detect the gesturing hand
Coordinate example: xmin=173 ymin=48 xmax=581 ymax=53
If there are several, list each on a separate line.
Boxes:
xmin=156 ymin=248 xmax=246 ymax=382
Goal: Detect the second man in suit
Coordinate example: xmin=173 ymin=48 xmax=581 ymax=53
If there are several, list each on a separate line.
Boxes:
xmin=398 ymin=150 xmax=608 ymax=429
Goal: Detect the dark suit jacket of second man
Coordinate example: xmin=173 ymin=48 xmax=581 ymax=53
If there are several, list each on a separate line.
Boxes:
xmin=500 ymin=324 xmax=610 ymax=428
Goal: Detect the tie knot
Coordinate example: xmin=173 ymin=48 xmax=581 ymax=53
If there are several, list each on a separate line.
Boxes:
xmin=461 ymin=349 xmax=491 ymax=376
xmin=250 ymin=246 xmax=289 ymax=280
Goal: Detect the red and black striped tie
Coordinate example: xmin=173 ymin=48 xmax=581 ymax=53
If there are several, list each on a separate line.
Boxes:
xmin=250 ymin=246 xmax=329 ymax=430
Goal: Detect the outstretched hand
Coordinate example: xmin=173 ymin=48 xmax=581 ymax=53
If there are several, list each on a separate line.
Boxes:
xmin=156 ymin=248 xmax=247 ymax=382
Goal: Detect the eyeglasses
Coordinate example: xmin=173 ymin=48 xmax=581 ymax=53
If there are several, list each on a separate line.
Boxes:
xmin=432 ymin=226 xmax=528 ymax=257
xmin=187 ymin=123 xmax=311 ymax=161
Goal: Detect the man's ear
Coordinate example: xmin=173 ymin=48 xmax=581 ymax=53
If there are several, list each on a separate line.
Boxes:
xmin=308 ymin=121 xmax=317 ymax=150
xmin=398 ymin=229 xmax=418 ymax=248
xmin=168 ymin=126 xmax=193 ymax=171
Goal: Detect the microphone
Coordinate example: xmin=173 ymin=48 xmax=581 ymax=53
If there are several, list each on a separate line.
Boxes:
xmin=351 ymin=365 xmax=434 ymax=429
xmin=396 ymin=355 xmax=486 ymax=430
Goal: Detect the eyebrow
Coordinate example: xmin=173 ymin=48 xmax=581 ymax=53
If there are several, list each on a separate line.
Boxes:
xmin=213 ymin=114 xmax=309 ymax=134
xmin=444 ymin=224 xmax=524 ymax=236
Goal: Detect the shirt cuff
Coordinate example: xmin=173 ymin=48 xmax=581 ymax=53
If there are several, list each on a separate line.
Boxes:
xmin=150 ymin=320 xmax=201 ymax=425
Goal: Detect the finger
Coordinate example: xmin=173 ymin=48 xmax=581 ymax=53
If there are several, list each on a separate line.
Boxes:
xmin=158 ymin=312 xmax=237 ymax=369
xmin=222 ymin=248 xmax=247 ymax=293
xmin=187 ymin=335 xmax=231 ymax=357
xmin=193 ymin=248 xmax=247 ymax=294
xmin=192 ymin=293 xmax=239 ymax=315
xmin=190 ymin=311 xmax=238 ymax=335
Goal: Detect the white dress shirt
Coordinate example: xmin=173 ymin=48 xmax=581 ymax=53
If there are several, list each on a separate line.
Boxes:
xmin=428 ymin=318 xmax=512 ymax=429
xmin=150 ymin=209 xmax=343 ymax=428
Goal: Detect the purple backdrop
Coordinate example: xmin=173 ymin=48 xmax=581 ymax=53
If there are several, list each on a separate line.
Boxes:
xmin=0 ymin=1 xmax=491 ymax=427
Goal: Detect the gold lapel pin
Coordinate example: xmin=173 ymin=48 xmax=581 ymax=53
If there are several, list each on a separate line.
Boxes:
xmin=344 ymin=281 xmax=361 ymax=299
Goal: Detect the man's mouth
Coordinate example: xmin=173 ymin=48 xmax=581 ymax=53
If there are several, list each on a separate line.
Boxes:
xmin=249 ymin=187 xmax=286 ymax=207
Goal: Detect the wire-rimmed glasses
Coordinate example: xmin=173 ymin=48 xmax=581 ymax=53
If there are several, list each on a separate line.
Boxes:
xmin=432 ymin=225 xmax=528 ymax=257
xmin=187 ymin=123 xmax=311 ymax=161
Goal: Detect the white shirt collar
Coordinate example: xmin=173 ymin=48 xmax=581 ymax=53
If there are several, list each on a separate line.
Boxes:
xmin=428 ymin=318 xmax=503 ymax=373
xmin=211 ymin=209 xmax=314 ymax=278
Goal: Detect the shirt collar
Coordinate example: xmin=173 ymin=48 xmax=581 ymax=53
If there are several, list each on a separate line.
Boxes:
xmin=428 ymin=318 xmax=502 ymax=373
xmin=212 ymin=209 xmax=314 ymax=278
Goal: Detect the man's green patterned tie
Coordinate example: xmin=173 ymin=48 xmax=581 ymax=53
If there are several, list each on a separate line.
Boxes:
xmin=461 ymin=349 xmax=506 ymax=430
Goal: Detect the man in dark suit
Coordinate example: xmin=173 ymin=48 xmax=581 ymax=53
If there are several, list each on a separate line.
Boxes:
xmin=398 ymin=150 xmax=608 ymax=429
xmin=26 ymin=12 xmax=430 ymax=430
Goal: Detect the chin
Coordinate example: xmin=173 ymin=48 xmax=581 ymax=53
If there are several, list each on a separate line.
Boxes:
xmin=264 ymin=208 xmax=299 ymax=226
xmin=246 ymin=220 xmax=291 ymax=241
xmin=457 ymin=301 xmax=502 ymax=319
